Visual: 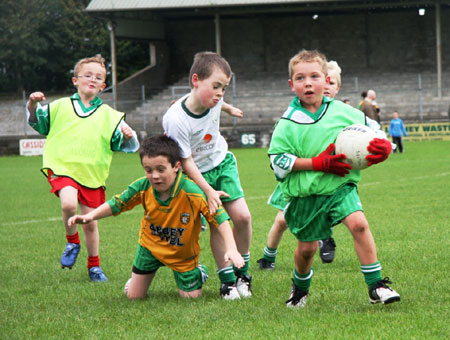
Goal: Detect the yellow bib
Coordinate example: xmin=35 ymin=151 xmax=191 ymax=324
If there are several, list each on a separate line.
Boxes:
xmin=43 ymin=97 xmax=124 ymax=188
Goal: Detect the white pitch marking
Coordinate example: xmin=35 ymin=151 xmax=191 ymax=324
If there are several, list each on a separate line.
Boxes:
xmin=0 ymin=209 xmax=142 ymax=227
xmin=3 ymin=172 xmax=448 ymax=227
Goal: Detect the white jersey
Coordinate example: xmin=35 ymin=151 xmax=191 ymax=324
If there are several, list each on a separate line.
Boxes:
xmin=163 ymin=93 xmax=228 ymax=173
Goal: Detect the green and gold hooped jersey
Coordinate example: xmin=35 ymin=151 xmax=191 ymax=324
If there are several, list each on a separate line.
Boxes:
xmin=108 ymin=171 xmax=230 ymax=272
xmin=269 ymin=97 xmax=367 ymax=198
xmin=42 ymin=97 xmax=124 ymax=188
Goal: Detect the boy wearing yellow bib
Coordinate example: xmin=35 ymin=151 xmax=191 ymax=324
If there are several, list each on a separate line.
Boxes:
xmin=27 ymin=55 xmax=139 ymax=282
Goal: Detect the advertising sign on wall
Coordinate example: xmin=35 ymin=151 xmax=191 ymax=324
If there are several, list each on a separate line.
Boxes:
xmin=382 ymin=122 xmax=450 ymax=142
xmin=19 ymin=139 xmax=46 ymax=156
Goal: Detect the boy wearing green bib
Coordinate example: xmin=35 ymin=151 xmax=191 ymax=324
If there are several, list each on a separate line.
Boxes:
xmin=27 ymin=55 xmax=139 ymax=282
xmin=268 ymin=50 xmax=400 ymax=307
xmin=258 ymin=60 xmax=344 ymax=270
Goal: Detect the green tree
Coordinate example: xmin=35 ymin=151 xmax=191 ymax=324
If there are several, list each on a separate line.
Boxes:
xmin=0 ymin=0 xmax=109 ymax=94
xmin=0 ymin=0 xmax=153 ymax=95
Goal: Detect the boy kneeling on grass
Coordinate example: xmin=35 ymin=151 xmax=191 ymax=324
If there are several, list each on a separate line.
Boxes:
xmin=68 ymin=135 xmax=244 ymax=299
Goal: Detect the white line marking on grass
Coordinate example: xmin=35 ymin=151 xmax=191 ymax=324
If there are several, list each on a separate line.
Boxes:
xmin=1 ymin=217 xmax=61 ymax=226
xmin=4 ymin=172 xmax=448 ymax=227
xmin=247 ymin=172 xmax=450 ymax=198
xmin=0 ymin=209 xmax=142 ymax=227
xmin=360 ymin=171 xmax=450 ymax=187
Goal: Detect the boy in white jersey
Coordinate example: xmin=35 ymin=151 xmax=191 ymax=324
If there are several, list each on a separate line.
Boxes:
xmin=163 ymin=52 xmax=252 ymax=300
xmin=27 ymin=55 xmax=139 ymax=282
xmin=268 ymin=50 xmax=400 ymax=307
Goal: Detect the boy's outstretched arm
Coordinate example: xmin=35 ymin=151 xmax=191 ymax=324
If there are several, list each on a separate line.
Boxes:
xmin=27 ymin=92 xmax=46 ymax=123
xmin=181 ymin=156 xmax=229 ymax=214
xmin=67 ymin=202 xmax=113 ymax=227
xmin=221 ymin=102 xmax=243 ymax=118
xmin=216 ymin=220 xmax=245 ymax=268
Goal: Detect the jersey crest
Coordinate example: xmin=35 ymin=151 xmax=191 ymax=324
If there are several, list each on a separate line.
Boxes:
xmin=180 ymin=213 xmax=191 ymax=225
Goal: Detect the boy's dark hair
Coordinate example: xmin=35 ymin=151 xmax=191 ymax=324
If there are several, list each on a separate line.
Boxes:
xmin=189 ymin=51 xmax=232 ymax=87
xmin=139 ymin=135 xmax=181 ymax=166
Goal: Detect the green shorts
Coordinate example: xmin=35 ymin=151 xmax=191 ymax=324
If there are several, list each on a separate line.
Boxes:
xmin=202 ymin=152 xmax=244 ymax=202
xmin=267 ymin=183 xmax=288 ymax=210
xmin=132 ymin=244 xmax=208 ymax=292
xmin=284 ymin=183 xmax=363 ymax=242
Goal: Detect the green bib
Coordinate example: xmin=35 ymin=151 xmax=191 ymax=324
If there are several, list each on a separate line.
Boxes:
xmin=269 ymin=98 xmax=366 ymax=198
xmin=43 ymin=97 xmax=124 ymax=188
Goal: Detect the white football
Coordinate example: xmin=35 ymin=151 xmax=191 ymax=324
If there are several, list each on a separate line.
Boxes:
xmin=335 ymin=124 xmax=376 ymax=170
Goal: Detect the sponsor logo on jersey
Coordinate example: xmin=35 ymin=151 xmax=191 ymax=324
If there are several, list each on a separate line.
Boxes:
xmin=150 ymin=224 xmax=186 ymax=246
xmin=203 ymin=133 xmax=212 ymax=143
xmin=180 ymin=213 xmax=190 ymax=225
xmin=195 ymin=143 xmax=215 ymax=153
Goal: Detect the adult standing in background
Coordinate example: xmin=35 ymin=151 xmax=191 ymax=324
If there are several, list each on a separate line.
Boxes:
xmin=359 ymin=89 xmax=379 ymax=122
xmin=357 ymin=91 xmax=367 ymax=109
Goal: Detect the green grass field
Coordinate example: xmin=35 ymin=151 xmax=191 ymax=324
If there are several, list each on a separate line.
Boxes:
xmin=1 ymin=141 xmax=449 ymax=340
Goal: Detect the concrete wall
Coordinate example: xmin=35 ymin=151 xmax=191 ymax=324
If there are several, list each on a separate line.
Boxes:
xmin=166 ymin=8 xmax=450 ymax=76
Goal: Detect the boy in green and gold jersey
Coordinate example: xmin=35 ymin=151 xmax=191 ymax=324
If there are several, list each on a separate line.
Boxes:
xmin=69 ymin=135 xmax=243 ymax=299
xmin=27 ymin=55 xmax=139 ymax=282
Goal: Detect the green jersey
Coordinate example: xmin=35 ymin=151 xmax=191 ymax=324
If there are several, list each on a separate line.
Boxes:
xmin=268 ymin=97 xmax=367 ymax=198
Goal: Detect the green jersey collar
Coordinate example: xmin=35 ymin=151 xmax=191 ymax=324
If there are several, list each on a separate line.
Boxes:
xmin=153 ymin=170 xmax=184 ymax=206
xmin=182 ymin=97 xmax=210 ymax=119
xmin=283 ymin=96 xmax=332 ymax=123
xmin=71 ymin=93 xmax=103 ymax=112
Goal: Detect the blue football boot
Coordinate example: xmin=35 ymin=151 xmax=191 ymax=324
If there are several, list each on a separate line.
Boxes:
xmin=88 ymin=266 xmax=108 ymax=282
xmin=60 ymin=243 xmax=81 ymax=269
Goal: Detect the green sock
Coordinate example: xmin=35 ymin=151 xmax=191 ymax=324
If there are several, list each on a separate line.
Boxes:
xmin=234 ymin=253 xmax=250 ymax=275
xmin=292 ymin=268 xmax=313 ymax=292
xmin=262 ymin=246 xmax=277 ymax=263
xmin=217 ymin=265 xmax=236 ymax=284
xmin=361 ymin=261 xmax=383 ymax=289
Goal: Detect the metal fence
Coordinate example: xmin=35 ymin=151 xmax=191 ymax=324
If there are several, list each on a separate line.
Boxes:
xmin=2 ymin=72 xmax=450 ymax=138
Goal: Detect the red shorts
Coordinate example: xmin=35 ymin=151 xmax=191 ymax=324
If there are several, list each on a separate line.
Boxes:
xmin=47 ymin=170 xmax=105 ymax=208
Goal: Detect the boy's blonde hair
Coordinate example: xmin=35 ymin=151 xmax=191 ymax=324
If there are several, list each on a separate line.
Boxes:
xmin=189 ymin=52 xmax=232 ymax=88
xmin=327 ymin=60 xmax=342 ymax=87
xmin=288 ymin=49 xmax=327 ymax=79
xmin=73 ymin=54 xmax=107 ymax=78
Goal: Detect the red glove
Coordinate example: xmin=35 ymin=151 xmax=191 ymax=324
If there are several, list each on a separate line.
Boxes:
xmin=312 ymin=143 xmax=352 ymax=177
xmin=366 ymin=138 xmax=392 ymax=166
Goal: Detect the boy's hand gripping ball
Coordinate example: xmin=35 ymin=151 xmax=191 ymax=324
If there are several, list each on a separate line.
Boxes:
xmin=366 ymin=138 xmax=392 ymax=166
xmin=312 ymin=143 xmax=352 ymax=177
